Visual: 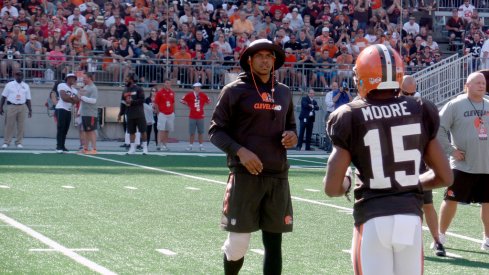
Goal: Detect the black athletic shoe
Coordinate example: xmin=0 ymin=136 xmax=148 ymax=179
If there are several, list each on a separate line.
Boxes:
xmin=433 ymin=242 xmax=446 ymax=257
xmin=137 ymin=145 xmax=143 ymax=151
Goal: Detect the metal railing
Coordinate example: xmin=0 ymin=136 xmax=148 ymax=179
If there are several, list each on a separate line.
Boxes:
xmin=438 ymin=0 xmax=489 ymax=10
xmin=10 ymin=54 xmax=429 ymax=92
xmin=414 ymin=53 xmax=475 ymax=107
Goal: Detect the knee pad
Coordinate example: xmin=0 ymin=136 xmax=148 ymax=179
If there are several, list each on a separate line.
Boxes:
xmin=222 ymin=232 xmax=251 ymax=261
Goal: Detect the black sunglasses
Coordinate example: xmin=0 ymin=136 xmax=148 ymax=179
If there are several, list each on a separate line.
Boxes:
xmin=401 ymin=90 xmax=414 ymax=96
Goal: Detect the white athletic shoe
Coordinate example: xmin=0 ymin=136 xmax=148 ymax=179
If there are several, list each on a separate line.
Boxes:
xmin=127 ymin=144 xmax=136 ymax=155
xmin=186 ymin=145 xmax=193 ymax=151
xmin=161 ymin=145 xmax=169 ymax=151
xmin=1 ymin=144 xmax=8 ymax=148
xmin=16 ymin=144 xmax=23 ymax=148
xmin=439 ymin=233 xmax=446 ymax=245
xmin=481 ymin=237 xmax=489 ymax=251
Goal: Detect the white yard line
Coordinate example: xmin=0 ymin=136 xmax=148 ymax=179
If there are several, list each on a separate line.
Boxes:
xmin=250 ymin=249 xmax=264 ymax=255
xmin=124 ymin=186 xmax=138 ymax=190
xmin=185 ymin=187 xmax=201 ymax=191
xmin=30 ymin=248 xmax=99 ymax=252
xmin=156 ymin=249 xmax=177 ymax=256
xmin=0 ymin=185 xmax=10 ymax=188
xmin=82 ymin=155 xmax=487 ymax=247
xmin=0 ymin=213 xmax=116 ymax=275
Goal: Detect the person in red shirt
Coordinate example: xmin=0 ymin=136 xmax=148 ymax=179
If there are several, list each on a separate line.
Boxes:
xmin=180 ymin=82 xmax=211 ymax=151
xmin=154 ymin=80 xmax=175 ymax=151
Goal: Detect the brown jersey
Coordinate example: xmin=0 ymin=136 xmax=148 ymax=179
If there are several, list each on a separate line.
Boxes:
xmin=327 ymin=96 xmax=440 ymax=226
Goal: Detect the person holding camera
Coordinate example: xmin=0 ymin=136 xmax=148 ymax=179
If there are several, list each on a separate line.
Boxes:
xmin=0 ymin=36 xmax=21 ymax=79
xmin=332 ymin=81 xmax=352 ymax=109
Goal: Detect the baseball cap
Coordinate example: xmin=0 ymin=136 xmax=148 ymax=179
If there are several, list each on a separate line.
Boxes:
xmin=65 ymin=73 xmax=76 ymax=80
xmin=322 ymin=27 xmax=329 ymax=32
xmin=193 ymin=82 xmax=202 ymax=87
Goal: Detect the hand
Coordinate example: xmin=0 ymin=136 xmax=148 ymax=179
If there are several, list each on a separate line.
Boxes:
xmin=0 ymin=107 xmax=3 ymax=115
xmin=117 ymin=114 xmax=122 ymax=122
xmin=281 ymin=131 xmax=298 ymax=149
xmin=237 ymin=147 xmax=263 ymax=175
xmin=125 ymin=97 xmax=132 ymax=105
xmin=28 ymin=110 xmax=32 ymax=118
xmin=452 ymin=149 xmax=465 ymax=161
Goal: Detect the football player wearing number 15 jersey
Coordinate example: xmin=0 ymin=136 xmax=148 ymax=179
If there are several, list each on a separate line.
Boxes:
xmin=323 ymin=44 xmax=453 ymax=275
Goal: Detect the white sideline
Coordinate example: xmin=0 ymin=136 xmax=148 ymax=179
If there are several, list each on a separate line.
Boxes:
xmin=29 ymin=248 xmax=99 ymax=252
xmin=0 ymin=213 xmax=116 ymax=275
xmin=82 ymin=154 xmax=485 ymax=246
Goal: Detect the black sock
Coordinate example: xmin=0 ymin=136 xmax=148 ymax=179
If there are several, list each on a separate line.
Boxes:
xmin=262 ymin=231 xmax=282 ymax=275
xmin=224 ymin=254 xmax=244 ymax=275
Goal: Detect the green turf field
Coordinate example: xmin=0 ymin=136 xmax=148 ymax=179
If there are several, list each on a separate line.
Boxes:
xmin=0 ymin=152 xmax=488 ymax=274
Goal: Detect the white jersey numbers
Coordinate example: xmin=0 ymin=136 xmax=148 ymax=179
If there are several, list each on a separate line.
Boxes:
xmin=364 ymin=123 xmax=421 ymax=189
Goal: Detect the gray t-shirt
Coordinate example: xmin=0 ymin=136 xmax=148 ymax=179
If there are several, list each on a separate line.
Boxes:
xmin=79 ymin=83 xmax=98 ymax=117
xmin=437 ymin=93 xmax=489 ymax=174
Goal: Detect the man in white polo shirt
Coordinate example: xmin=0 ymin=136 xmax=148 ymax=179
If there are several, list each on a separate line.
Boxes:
xmin=55 ymin=73 xmax=80 ymax=153
xmin=0 ymin=71 xmax=32 ymax=148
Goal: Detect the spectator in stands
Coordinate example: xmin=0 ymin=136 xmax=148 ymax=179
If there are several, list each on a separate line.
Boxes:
xmin=189 ymin=30 xmax=210 ymax=55
xmin=68 ymin=7 xmax=87 ymax=26
xmin=233 ymin=10 xmax=254 ymax=37
xmin=296 ymin=49 xmax=316 ymax=88
xmin=191 ymin=43 xmax=206 ymax=85
xmin=459 ymin=0 xmax=476 ymax=23
xmin=465 ymin=32 xmax=484 ymax=70
xmin=433 ymin=52 xmax=443 ymax=64
xmin=410 ymin=36 xmax=425 ymax=60
xmin=46 ymin=45 xmax=67 ymax=77
xmin=403 ymin=16 xmax=420 ymax=36
xmin=1 ymin=1 xmax=19 ymax=19
xmin=205 ymin=43 xmax=224 ymax=88
xmin=481 ymin=31 xmax=489 ymax=69
xmin=173 ymin=44 xmax=192 ymax=86
xmin=135 ymin=44 xmax=158 ymax=84
xmin=285 ymin=7 xmax=303 ymax=32
xmin=284 ymin=33 xmax=301 ymax=55
xmin=314 ymin=50 xmax=334 ymax=88
xmin=177 ymin=22 xmax=193 ymax=44
xmin=423 ymin=35 xmax=440 ymax=52
xmin=145 ymin=30 xmax=163 ymax=55
xmin=123 ymin=23 xmax=143 ymax=57
xmin=23 ymin=34 xmax=43 ymax=75
xmin=419 ymin=46 xmax=435 ymax=67
xmin=297 ymin=29 xmax=312 ymax=53
xmin=213 ymin=34 xmax=233 ymax=57
xmin=446 ymin=8 xmax=466 ymax=50
xmin=270 ymin=0 xmax=288 ymax=20
xmin=179 ymin=3 xmax=197 ymax=26
xmin=336 ymin=44 xmax=354 ymax=84
xmin=352 ymin=28 xmax=369 ymax=57
xmin=302 ymin=0 xmax=321 ymax=27
xmin=279 ymin=48 xmax=298 ymax=86
xmin=316 ymin=4 xmax=332 ymax=30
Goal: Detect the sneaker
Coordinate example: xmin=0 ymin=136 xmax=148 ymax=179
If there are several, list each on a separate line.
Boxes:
xmin=120 ymin=144 xmax=130 ymax=148
xmin=78 ymin=149 xmax=88 ymax=154
xmin=432 ymin=241 xmax=446 ymax=257
xmin=62 ymin=148 xmax=69 ymax=153
xmin=439 ymin=233 xmax=446 ymax=245
xmin=199 ymin=145 xmax=205 ymax=151
xmin=186 ymin=145 xmax=193 ymax=151
xmin=86 ymin=149 xmax=97 ymax=155
xmin=137 ymin=145 xmax=143 ymax=151
xmin=1 ymin=144 xmax=8 ymax=148
xmin=482 ymin=238 xmax=489 ymax=251
xmin=161 ymin=145 xmax=169 ymax=151
xmin=55 ymin=149 xmax=63 ymax=153
xmin=16 ymin=144 xmax=23 ymax=148
xmin=156 ymin=146 xmax=161 ymax=151
xmin=127 ymin=144 xmax=136 ymax=155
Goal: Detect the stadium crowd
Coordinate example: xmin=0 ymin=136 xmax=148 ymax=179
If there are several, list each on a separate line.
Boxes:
xmin=0 ymin=0 xmax=485 ymax=90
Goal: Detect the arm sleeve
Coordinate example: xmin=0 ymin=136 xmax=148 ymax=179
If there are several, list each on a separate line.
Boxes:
xmin=81 ymin=96 xmax=96 ymax=104
xmin=436 ymin=101 xmax=456 ymax=155
xmin=327 ymin=106 xmax=352 ymax=151
xmin=285 ymin=90 xmax=298 ymax=133
xmin=209 ymin=87 xmax=242 ymax=155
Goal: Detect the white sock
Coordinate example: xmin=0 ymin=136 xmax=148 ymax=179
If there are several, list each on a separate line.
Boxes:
xmin=124 ymin=133 xmax=130 ymax=144
xmin=135 ymin=132 xmax=141 ymax=144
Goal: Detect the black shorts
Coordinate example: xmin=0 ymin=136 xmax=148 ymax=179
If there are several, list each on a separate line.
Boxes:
xmin=81 ymin=116 xmax=98 ymax=132
xmin=444 ymin=169 xmax=489 ymax=203
xmin=126 ymin=117 xmax=147 ymax=134
xmin=423 ymin=190 xmax=433 ymax=204
xmin=221 ymin=172 xmax=293 ymax=233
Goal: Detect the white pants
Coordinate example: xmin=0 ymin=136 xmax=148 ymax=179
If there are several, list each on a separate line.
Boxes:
xmin=352 ymin=215 xmax=423 ymax=275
